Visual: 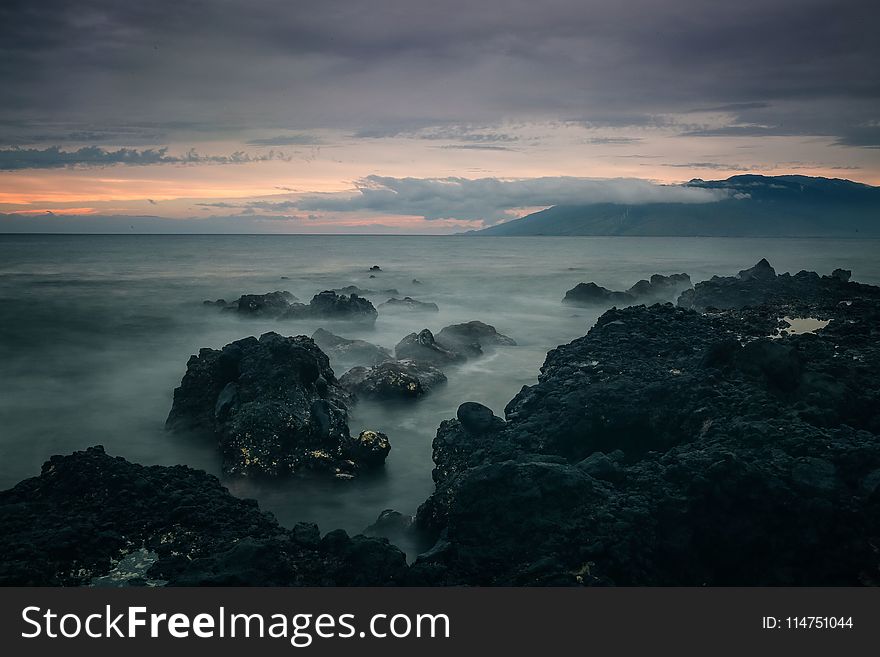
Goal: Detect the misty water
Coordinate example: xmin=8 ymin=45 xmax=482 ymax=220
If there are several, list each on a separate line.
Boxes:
xmin=2 ymin=234 xmax=879 ymax=552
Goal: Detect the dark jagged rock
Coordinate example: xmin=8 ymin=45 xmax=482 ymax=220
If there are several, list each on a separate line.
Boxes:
xmin=411 ymin=264 xmax=880 ymax=586
xmin=166 ymin=331 xmax=388 ymax=477
xmin=626 ymin=273 xmax=692 ymax=301
xmin=282 ymin=291 xmax=378 ymax=323
xmin=435 ymin=321 xmax=516 ymax=358
xmin=339 ymin=360 xmax=446 ymax=401
xmin=677 ymin=259 xmax=880 ymax=312
xmin=0 ymin=446 xmax=407 ymax=586
xmin=369 ymin=265 xmax=382 ymax=272
xmin=562 ymin=282 xmax=633 ymax=306
xmin=563 ymin=274 xmax=692 ymax=307
xmin=345 ymin=431 xmax=391 ymax=467
xmin=395 ymin=328 xmax=467 ymax=367
xmin=311 ymin=328 xmax=392 ymax=370
xmin=203 ymin=291 xmax=299 ymax=316
xmin=378 ymin=297 xmax=440 ymax=313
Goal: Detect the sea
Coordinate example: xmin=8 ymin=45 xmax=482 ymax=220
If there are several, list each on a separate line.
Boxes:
xmin=2 ymin=234 xmax=878 ymax=550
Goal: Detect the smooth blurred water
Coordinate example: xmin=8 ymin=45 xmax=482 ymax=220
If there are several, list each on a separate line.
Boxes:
xmin=1 ymin=234 xmax=878 ymax=543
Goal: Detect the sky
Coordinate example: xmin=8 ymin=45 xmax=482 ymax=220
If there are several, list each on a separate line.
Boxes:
xmin=0 ymin=0 xmax=878 ymax=233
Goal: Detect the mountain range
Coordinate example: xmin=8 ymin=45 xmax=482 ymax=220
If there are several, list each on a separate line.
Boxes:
xmin=468 ymin=175 xmax=880 ymax=237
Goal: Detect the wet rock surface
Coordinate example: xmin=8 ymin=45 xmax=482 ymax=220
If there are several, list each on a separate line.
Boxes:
xmin=411 ymin=262 xmax=880 ymax=585
xmin=435 ymin=321 xmax=516 ymax=358
xmin=563 ymin=273 xmax=692 ymax=307
xmin=395 ymin=328 xmax=468 ymax=367
xmin=166 ymin=331 xmax=387 ymax=477
xmin=0 ymin=446 xmax=406 ymax=586
xmin=340 ymin=359 xmax=447 ymax=401
xmin=311 ymin=328 xmax=392 ymax=370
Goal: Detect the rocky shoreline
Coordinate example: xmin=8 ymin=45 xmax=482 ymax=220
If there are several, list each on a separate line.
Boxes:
xmin=2 ymin=260 xmax=878 ymax=586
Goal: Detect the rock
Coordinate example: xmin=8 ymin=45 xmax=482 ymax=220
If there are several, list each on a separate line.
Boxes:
xmin=626 ymin=273 xmax=692 ymax=302
xmin=435 ymin=321 xmax=516 ymax=358
xmin=832 ymin=268 xmax=852 ymax=283
xmin=363 ymin=509 xmax=416 ymax=546
xmin=738 ymin=258 xmax=776 ymax=281
xmin=339 ymin=360 xmax=446 ymax=401
xmin=203 ymin=291 xmax=299 ymax=316
xmin=166 ymin=332 xmax=389 ymax=477
xmin=411 ymin=263 xmax=880 ymax=585
xmin=677 ymin=259 xmax=879 ymax=312
xmin=311 ymin=328 xmax=392 ymax=370
xmin=563 ymin=273 xmax=692 ymax=307
xmin=563 ymin=282 xmax=634 ymax=306
xmin=0 ymin=446 xmax=406 ymax=586
xmin=378 ymin=297 xmax=440 ymax=313
xmin=282 ymin=291 xmax=378 ymax=323
xmin=412 ymin=279 xmax=423 ymax=285
xmin=369 ymin=265 xmax=382 ymax=272
xmin=457 ymin=402 xmax=505 ymax=434
xmin=395 ymin=328 xmax=467 ymax=367
xmin=344 ymin=431 xmax=391 ymax=467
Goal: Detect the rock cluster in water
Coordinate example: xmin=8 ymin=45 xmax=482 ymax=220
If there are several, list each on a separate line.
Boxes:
xmin=406 ymin=261 xmax=880 ymax=585
xmin=0 ymin=446 xmax=406 ymax=586
xmin=563 ymin=273 xmax=692 ymax=307
xmin=7 ymin=259 xmax=878 ymax=586
xmin=205 ymin=290 xmax=378 ymax=323
xmin=166 ymin=332 xmax=387 ymax=477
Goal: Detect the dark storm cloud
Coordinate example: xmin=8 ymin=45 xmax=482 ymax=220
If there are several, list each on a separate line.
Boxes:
xmin=1 ymin=0 xmax=877 ymax=147
xmin=0 ymin=146 xmax=291 ymax=170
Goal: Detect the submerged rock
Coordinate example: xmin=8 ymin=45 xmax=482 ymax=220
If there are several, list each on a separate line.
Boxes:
xmin=339 ymin=360 xmax=446 ymax=401
xmin=166 ymin=331 xmax=388 ymax=477
xmin=411 ymin=264 xmax=880 ymax=586
xmin=369 ymin=265 xmax=382 ymax=272
xmin=378 ymin=297 xmax=440 ymax=313
xmin=311 ymin=328 xmax=392 ymax=370
xmin=395 ymin=328 xmax=467 ymax=367
xmin=0 ymin=446 xmax=407 ymax=586
xmin=332 ymin=285 xmax=400 ymax=296
xmin=283 ymin=291 xmax=378 ymax=323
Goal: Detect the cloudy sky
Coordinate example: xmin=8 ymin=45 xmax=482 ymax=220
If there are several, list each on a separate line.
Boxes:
xmin=1 ymin=0 xmax=878 ymax=233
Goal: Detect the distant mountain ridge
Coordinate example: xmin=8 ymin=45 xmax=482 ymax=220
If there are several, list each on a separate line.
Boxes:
xmin=468 ymin=175 xmax=880 ymax=237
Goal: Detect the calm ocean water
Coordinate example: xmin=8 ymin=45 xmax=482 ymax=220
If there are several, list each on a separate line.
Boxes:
xmin=2 ymin=234 xmax=878 ymax=546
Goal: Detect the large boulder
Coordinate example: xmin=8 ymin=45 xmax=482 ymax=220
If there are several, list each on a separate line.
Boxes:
xmin=562 ymin=282 xmax=633 ymax=306
xmin=435 ymin=321 xmax=516 ymax=358
xmin=166 ymin=332 xmax=388 ymax=477
xmin=0 ymin=446 xmax=407 ymax=586
xmin=339 ymin=360 xmax=447 ymax=401
xmin=395 ymin=328 xmax=467 ymax=367
xmin=311 ymin=328 xmax=392 ymax=370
